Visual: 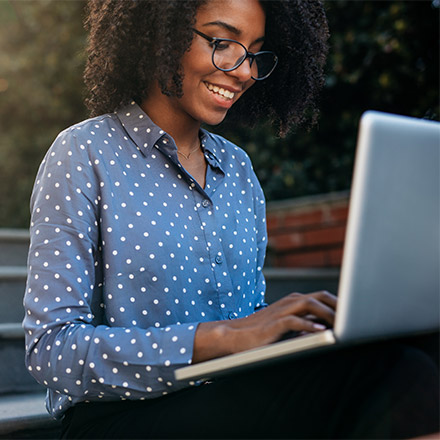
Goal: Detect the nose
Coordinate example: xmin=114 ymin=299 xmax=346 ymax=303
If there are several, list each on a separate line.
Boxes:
xmin=225 ymin=57 xmax=254 ymax=83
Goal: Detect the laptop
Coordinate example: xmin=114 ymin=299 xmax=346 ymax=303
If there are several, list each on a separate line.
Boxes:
xmin=175 ymin=111 xmax=440 ymax=382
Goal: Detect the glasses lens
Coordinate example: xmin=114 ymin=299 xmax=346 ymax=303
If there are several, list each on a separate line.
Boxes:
xmin=253 ymin=52 xmax=277 ymax=79
xmin=213 ymin=40 xmax=277 ymax=79
xmin=213 ymin=40 xmax=247 ymax=71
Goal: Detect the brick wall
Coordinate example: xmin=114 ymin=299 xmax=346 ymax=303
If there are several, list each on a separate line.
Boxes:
xmin=266 ymin=191 xmax=349 ymax=268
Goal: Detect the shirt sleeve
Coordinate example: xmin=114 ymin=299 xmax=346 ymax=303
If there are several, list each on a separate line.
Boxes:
xmin=23 ymin=128 xmax=198 ymax=403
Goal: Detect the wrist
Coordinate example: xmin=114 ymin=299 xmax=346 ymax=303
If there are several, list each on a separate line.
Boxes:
xmin=192 ymin=321 xmax=235 ymax=363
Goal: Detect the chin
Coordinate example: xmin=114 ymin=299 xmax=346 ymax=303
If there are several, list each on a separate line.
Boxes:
xmin=203 ymin=118 xmax=227 ymax=127
xmin=201 ymin=111 xmax=229 ymax=127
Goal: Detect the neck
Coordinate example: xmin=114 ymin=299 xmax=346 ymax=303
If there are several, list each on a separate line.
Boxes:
xmin=141 ymin=83 xmax=201 ymax=156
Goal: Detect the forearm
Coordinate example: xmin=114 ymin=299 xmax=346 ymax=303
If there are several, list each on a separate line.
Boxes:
xmin=192 ymin=321 xmax=237 ymax=363
xmin=192 ymin=313 xmax=272 ymax=363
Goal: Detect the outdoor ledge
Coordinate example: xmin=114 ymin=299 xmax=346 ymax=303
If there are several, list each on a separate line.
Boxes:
xmin=263 ymin=267 xmax=340 ymax=280
xmin=266 ymin=190 xmax=350 ymax=213
xmin=0 ymin=323 xmax=24 ymax=340
xmin=0 ymin=230 xmax=30 ymax=242
xmin=0 ymin=266 xmax=27 ymax=280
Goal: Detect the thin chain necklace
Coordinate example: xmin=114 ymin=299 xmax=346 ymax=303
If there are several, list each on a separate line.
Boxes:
xmin=177 ymin=141 xmax=201 ymax=160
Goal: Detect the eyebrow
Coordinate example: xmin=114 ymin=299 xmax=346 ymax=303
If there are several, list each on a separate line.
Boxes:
xmin=202 ymin=20 xmax=265 ymax=44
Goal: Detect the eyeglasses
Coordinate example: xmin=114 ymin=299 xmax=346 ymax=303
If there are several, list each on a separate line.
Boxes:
xmin=192 ymin=28 xmax=278 ymax=81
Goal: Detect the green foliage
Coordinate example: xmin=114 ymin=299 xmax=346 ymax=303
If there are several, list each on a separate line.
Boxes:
xmin=0 ymin=0 xmax=438 ymax=227
xmin=0 ymin=0 xmax=87 ymax=228
xmin=214 ymin=0 xmax=439 ymax=200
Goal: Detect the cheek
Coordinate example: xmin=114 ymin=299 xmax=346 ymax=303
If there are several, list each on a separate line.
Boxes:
xmin=181 ymin=48 xmax=214 ymax=82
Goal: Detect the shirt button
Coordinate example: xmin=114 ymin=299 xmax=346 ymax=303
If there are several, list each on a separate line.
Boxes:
xmin=228 ymin=312 xmax=236 ymax=320
xmin=202 ymin=199 xmax=210 ymax=208
xmin=215 ymin=255 xmax=223 ymax=264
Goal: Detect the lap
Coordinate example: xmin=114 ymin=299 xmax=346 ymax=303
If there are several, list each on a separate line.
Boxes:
xmin=61 ymin=341 xmax=439 ymax=439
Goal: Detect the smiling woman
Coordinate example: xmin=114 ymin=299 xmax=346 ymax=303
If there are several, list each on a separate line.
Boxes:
xmin=140 ymin=0 xmax=268 ymax=187
xmin=83 ymin=0 xmax=329 ymax=137
xmin=22 ymin=0 xmax=439 ymax=439
xmin=143 ymin=1 xmax=267 ymax=141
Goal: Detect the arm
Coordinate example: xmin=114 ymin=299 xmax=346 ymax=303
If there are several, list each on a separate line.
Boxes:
xmin=24 ymin=128 xmax=197 ymax=404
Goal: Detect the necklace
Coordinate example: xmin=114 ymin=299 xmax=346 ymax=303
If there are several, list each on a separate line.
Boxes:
xmin=177 ymin=142 xmax=201 ymax=160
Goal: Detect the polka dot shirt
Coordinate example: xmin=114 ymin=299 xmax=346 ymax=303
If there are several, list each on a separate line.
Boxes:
xmin=23 ymin=101 xmax=267 ymax=419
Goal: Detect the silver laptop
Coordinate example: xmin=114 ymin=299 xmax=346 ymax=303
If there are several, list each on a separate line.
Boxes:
xmin=175 ymin=111 xmax=440 ymax=382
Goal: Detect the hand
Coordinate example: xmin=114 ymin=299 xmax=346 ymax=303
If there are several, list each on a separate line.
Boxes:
xmin=193 ymin=291 xmax=337 ymax=363
xmin=227 ymin=291 xmax=337 ymax=353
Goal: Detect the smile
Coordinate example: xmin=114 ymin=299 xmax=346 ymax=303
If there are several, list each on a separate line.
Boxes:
xmin=204 ymin=82 xmax=235 ymax=100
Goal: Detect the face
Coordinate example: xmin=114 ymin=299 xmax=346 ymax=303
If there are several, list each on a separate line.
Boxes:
xmin=171 ymin=0 xmax=266 ymax=127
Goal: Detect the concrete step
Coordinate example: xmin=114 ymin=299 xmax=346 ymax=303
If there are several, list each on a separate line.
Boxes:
xmin=0 ymin=267 xmax=27 ymax=323
xmin=0 ymin=230 xmax=29 ymax=267
xmin=264 ymin=267 xmax=340 ymax=303
xmin=0 ymin=392 xmax=60 ymax=439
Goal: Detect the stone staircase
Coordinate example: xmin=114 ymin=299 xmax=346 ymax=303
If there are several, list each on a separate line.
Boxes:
xmin=0 ymin=229 xmax=60 ymax=439
xmin=0 ymin=228 xmax=340 ymax=438
xmin=0 ymin=230 xmax=42 ymax=394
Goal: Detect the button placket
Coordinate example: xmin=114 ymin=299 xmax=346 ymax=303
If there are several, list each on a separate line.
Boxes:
xmin=194 ymin=193 xmax=235 ymax=320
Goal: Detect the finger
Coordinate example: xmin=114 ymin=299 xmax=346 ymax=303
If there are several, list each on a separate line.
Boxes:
xmin=280 ymin=315 xmax=329 ymax=335
xmin=308 ymin=290 xmax=338 ymax=310
xmin=291 ymin=296 xmax=336 ymax=326
xmin=275 ymin=293 xmax=336 ymax=325
xmin=283 ymin=291 xmax=337 ymax=310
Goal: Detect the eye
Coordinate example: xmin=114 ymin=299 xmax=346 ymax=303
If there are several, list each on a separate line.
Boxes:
xmin=213 ymin=40 xmax=231 ymax=51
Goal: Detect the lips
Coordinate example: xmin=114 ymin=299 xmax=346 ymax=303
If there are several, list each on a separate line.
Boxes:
xmin=204 ymin=82 xmax=236 ymax=100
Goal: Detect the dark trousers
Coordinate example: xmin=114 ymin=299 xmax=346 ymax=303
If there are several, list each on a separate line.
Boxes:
xmin=61 ymin=339 xmax=439 ymax=439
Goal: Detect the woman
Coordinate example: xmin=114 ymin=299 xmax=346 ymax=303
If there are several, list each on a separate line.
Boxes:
xmin=23 ymin=0 xmax=438 ymax=438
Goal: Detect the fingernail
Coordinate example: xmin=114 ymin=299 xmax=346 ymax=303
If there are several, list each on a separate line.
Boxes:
xmin=313 ymin=323 xmax=326 ymax=330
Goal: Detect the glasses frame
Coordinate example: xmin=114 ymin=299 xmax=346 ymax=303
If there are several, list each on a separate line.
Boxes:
xmin=192 ymin=28 xmax=278 ymax=81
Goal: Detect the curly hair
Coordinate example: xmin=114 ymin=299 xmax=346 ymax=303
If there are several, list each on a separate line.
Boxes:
xmin=84 ymin=0 xmax=329 ymax=137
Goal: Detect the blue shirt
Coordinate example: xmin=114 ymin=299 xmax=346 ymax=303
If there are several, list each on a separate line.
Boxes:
xmin=23 ymin=101 xmax=267 ymax=419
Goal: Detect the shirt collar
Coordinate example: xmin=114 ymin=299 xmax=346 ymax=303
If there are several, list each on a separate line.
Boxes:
xmin=115 ymin=101 xmax=167 ymax=157
xmin=199 ymin=128 xmax=223 ymax=171
xmin=115 ymin=101 xmax=223 ymax=171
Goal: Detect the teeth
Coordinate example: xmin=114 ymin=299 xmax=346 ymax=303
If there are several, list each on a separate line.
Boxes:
xmin=205 ymin=82 xmax=235 ymax=100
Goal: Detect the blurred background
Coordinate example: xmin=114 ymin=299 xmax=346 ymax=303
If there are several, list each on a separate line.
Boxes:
xmin=0 ymin=0 xmax=438 ymax=230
